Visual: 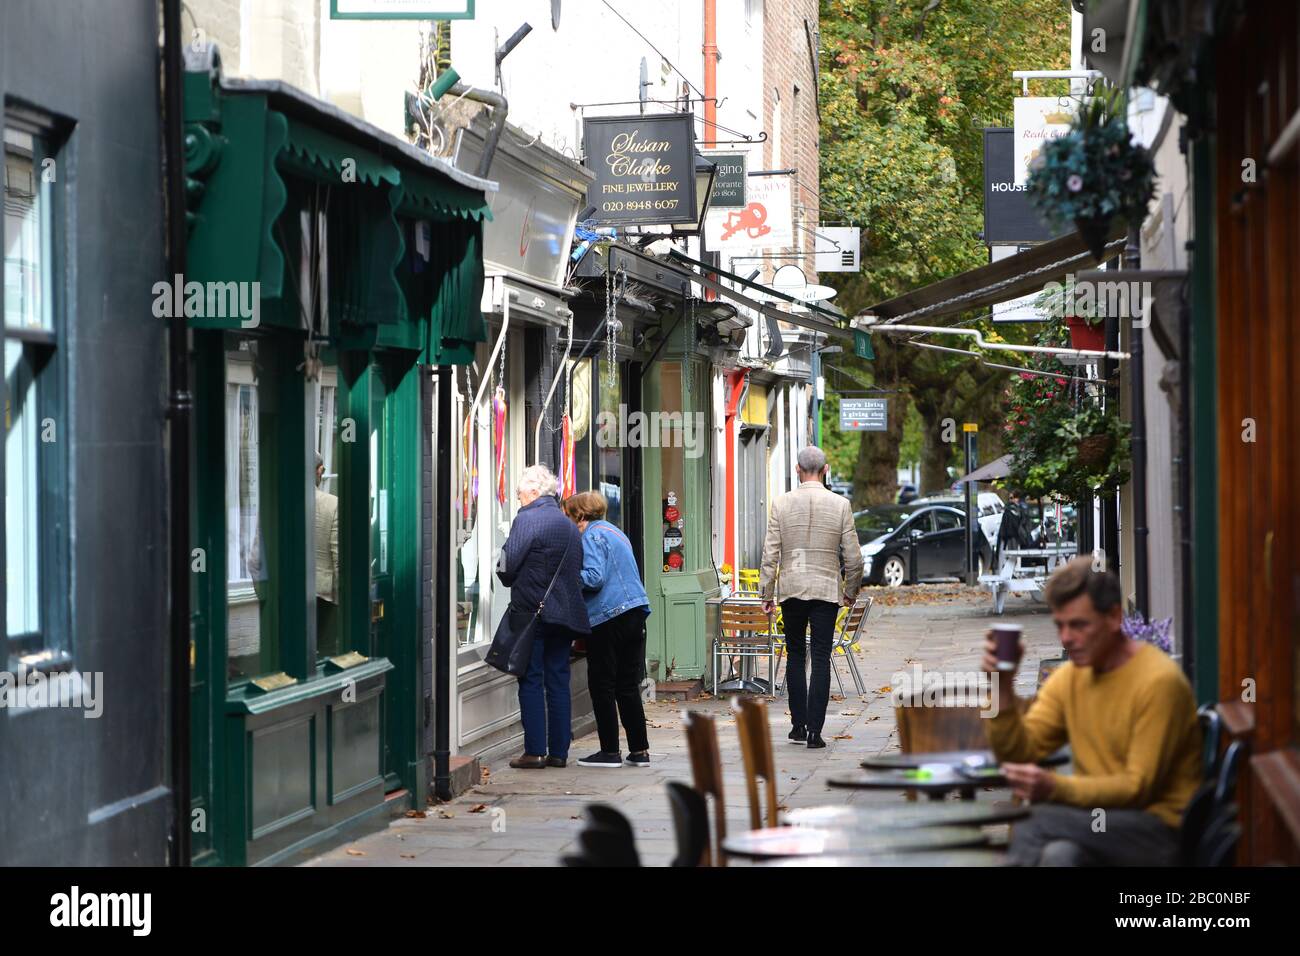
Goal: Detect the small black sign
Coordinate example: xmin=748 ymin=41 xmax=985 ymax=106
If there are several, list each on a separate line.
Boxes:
xmin=983 ymin=128 xmax=1066 ymax=245
xmin=704 ymin=151 xmax=746 ymax=208
xmin=583 ymin=113 xmax=697 ymax=226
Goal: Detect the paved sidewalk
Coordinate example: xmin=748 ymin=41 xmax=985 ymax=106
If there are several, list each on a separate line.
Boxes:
xmin=303 ymin=588 xmax=1060 ymax=867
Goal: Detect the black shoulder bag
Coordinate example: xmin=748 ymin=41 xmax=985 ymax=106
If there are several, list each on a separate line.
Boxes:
xmin=485 ymin=534 xmax=576 ymax=677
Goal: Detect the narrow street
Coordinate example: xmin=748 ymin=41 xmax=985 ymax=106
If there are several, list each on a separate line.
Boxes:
xmin=304 ymin=589 xmax=1060 ymax=867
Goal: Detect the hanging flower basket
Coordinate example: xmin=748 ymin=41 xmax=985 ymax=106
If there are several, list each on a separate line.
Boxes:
xmin=1025 ymin=90 xmax=1156 ymax=261
xmin=1074 ymin=433 xmax=1114 ymax=469
xmin=1065 ymin=314 xmax=1106 ymax=352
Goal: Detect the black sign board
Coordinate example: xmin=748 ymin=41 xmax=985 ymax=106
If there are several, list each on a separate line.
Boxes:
xmin=583 ymin=113 xmax=697 ymax=226
xmin=704 ymin=151 xmax=746 ymax=208
xmin=982 ymin=128 xmax=1066 ymax=245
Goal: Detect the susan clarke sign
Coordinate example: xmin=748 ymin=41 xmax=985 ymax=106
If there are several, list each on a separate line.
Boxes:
xmin=583 ymin=113 xmax=697 ymax=227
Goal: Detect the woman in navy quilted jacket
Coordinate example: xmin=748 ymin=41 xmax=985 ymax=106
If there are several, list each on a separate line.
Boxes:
xmin=563 ymin=491 xmax=651 ymax=769
xmin=496 ymin=465 xmax=589 ymax=769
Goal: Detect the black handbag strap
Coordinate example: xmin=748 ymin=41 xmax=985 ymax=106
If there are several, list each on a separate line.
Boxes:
xmin=533 ymin=532 xmax=576 ymax=617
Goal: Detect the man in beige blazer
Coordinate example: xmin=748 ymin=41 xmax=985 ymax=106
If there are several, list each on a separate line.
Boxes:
xmin=759 ymin=445 xmax=863 ymax=748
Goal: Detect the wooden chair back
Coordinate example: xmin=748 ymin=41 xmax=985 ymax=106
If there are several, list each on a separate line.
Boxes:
xmin=838 ymin=594 xmax=873 ymax=643
xmin=733 ymin=696 xmax=779 ymax=829
xmin=683 ymin=710 xmax=728 ymax=866
xmin=719 ymin=598 xmax=774 ymax=641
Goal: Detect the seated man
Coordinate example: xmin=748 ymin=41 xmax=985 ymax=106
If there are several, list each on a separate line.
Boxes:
xmin=982 ymin=557 xmax=1202 ymax=866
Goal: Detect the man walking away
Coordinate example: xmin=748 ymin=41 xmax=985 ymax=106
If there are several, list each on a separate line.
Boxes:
xmin=759 ymin=446 xmax=863 ymax=748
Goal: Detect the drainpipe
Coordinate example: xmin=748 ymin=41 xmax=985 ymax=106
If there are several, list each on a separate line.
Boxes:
xmin=434 ymin=366 xmax=452 ymax=802
xmin=703 ymin=0 xmax=719 ymax=148
xmin=162 ymin=0 xmax=192 ymax=866
xmin=1126 ymin=225 xmax=1150 ymax=617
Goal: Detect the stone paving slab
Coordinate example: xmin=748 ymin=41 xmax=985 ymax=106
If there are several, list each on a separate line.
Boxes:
xmin=303 ymin=589 xmax=1059 ymax=867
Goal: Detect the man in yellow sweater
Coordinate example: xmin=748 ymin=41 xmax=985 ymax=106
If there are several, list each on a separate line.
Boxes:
xmin=983 ymin=557 xmax=1202 ymax=866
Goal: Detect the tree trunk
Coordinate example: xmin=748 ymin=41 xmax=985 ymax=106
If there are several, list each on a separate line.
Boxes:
xmin=852 ymin=400 xmax=907 ymax=508
xmin=920 ymin=427 xmax=952 ymax=495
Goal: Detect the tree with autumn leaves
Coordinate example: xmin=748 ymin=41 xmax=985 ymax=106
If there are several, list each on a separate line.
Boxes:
xmin=817 ymin=0 xmax=1072 ymax=506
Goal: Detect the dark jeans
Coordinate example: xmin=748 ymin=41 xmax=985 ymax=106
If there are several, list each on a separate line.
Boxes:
xmin=1008 ymin=804 xmax=1181 ymax=866
xmin=517 ymin=623 xmax=574 ymax=759
xmin=781 ymin=598 xmax=838 ymax=734
xmin=587 ymin=608 xmax=650 ymax=755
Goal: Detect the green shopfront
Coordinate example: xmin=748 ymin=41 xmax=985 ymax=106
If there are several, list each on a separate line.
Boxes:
xmin=182 ymin=56 xmax=492 ymax=865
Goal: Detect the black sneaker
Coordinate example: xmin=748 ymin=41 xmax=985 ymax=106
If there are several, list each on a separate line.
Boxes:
xmin=788 ymin=725 xmax=807 ymax=744
xmin=807 ymin=732 xmax=827 ymax=749
xmin=625 ymin=751 xmax=651 ymax=767
xmin=576 ymin=751 xmax=623 ymax=768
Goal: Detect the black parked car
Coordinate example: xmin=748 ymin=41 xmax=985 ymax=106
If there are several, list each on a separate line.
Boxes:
xmin=855 ymin=504 xmax=993 ymax=587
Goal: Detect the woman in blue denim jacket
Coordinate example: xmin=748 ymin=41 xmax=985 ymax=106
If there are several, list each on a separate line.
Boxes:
xmin=563 ymin=491 xmax=651 ymax=769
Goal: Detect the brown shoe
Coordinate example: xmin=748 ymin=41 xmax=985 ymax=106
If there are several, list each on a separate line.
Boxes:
xmin=509 ymin=754 xmax=547 ymax=770
xmin=546 ymin=756 xmax=567 ymax=768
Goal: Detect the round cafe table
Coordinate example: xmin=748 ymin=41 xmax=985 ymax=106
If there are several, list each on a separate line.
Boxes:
xmin=758 ymin=848 xmax=1008 ymax=867
xmin=828 ymin=766 xmax=994 ymax=798
xmin=721 ymin=825 xmax=989 ymax=861
xmin=859 ymin=746 xmax=1071 ymax=771
xmin=782 ymin=801 xmax=1029 ymax=830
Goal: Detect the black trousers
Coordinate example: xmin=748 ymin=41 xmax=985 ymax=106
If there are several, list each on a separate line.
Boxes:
xmin=781 ymin=598 xmax=838 ymax=734
xmin=586 ymin=608 xmax=650 ymax=754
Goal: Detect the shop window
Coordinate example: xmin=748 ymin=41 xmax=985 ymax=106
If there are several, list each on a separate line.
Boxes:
xmin=594 ymin=358 xmax=625 ymax=529
xmin=224 ymin=341 xmax=279 ymax=681
xmin=313 ymin=362 xmax=342 ymax=658
xmin=4 ymin=118 xmax=66 ymax=663
xmin=658 ymin=361 xmax=686 ymax=572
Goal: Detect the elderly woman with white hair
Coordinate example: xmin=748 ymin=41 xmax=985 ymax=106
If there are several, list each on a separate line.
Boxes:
xmin=495 ymin=464 xmax=590 ymax=769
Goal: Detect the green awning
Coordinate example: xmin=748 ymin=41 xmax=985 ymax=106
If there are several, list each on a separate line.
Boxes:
xmin=282 ymin=117 xmax=399 ymax=188
xmin=389 ymin=172 xmax=493 ymax=223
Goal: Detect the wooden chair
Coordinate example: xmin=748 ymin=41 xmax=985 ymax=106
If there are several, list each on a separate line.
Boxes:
xmin=567 ymin=804 xmax=640 ymax=867
xmin=894 ymin=686 xmax=996 ymax=801
xmin=713 ymin=596 xmax=777 ymax=696
xmin=683 ymin=710 xmax=728 ymax=866
xmin=665 ymin=781 xmax=710 ymax=867
xmin=733 ymin=696 xmax=779 ymax=829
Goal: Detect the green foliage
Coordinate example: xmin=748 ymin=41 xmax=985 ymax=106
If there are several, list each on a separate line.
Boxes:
xmin=1003 ymin=325 xmax=1131 ymax=500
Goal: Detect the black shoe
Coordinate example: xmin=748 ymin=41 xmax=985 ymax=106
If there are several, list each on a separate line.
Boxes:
xmin=576 ymin=751 xmax=623 ymax=768
xmin=807 ymin=732 xmax=827 ymax=749
xmin=788 ymin=725 xmax=807 ymax=744
xmin=625 ymin=751 xmax=651 ymax=767
xmin=546 ymin=756 xmax=567 ymax=768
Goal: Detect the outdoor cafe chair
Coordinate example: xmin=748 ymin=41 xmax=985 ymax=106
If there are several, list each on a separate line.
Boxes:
xmin=1197 ymin=703 xmax=1223 ymax=782
xmin=830 ymin=593 xmax=873 ymax=696
xmin=683 ymin=710 xmax=728 ymax=867
xmin=732 ymin=696 xmax=779 ymax=829
xmin=563 ymin=804 xmax=641 ymax=867
xmin=713 ymin=596 xmax=777 ymax=697
xmin=666 ymin=781 xmax=710 ymax=867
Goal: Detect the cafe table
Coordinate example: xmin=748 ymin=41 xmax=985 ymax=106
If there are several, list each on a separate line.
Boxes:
xmin=859 ymin=746 xmax=1071 ymax=771
xmin=757 ymin=848 xmax=1008 ymax=867
xmin=782 ymin=801 xmax=1029 ymax=830
xmin=827 ymin=765 xmax=999 ymax=799
xmin=721 ymin=825 xmax=989 ymax=861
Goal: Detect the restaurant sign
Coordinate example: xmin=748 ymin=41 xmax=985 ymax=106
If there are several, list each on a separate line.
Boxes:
xmin=583 ymin=113 xmax=697 ymax=227
xmin=703 ymin=151 xmax=747 ymax=208
xmin=330 ymin=0 xmax=475 ymax=18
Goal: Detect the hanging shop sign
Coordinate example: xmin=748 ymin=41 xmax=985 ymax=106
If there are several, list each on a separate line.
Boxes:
xmin=703 ymin=174 xmax=794 ymax=252
xmin=815 ymin=226 xmax=861 ymax=273
xmin=983 ymin=128 xmax=1066 ymax=245
xmin=839 ymin=398 xmax=888 ymax=431
xmin=853 ymin=329 xmax=875 ymax=359
xmin=702 ymin=151 xmax=747 ymax=208
xmin=330 ymin=0 xmax=475 ymax=18
xmin=583 ymin=113 xmax=697 ymax=227
xmin=989 ymin=245 xmax=1048 ymax=322
xmin=1012 ymin=97 xmax=1076 ymax=186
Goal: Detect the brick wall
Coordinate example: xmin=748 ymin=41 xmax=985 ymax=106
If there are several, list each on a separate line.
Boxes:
xmin=761 ymin=0 xmax=820 ymax=281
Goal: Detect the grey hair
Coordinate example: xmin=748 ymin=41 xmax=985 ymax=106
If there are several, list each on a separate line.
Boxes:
xmin=517 ymin=464 xmax=559 ymax=498
xmin=796 ymin=445 xmax=827 ymax=475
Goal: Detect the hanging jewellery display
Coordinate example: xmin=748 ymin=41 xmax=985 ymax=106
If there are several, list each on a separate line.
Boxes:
xmin=604 ymin=263 xmax=626 ymax=390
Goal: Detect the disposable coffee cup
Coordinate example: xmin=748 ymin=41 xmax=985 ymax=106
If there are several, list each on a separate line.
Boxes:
xmin=992 ymin=624 xmax=1023 ymax=672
